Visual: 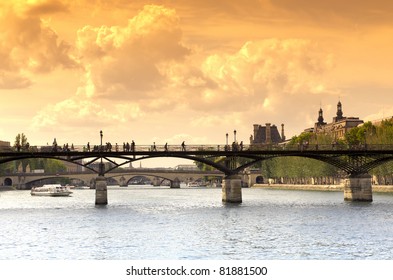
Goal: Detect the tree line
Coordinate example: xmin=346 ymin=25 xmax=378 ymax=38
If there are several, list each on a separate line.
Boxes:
xmin=260 ymin=118 xmax=393 ymax=184
xmin=195 ymin=118 xmax=393 ymax=184
xmin=0 ymin=134 xmax=67 ymax=175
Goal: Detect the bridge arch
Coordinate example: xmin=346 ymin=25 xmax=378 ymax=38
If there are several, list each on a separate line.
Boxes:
xmin=22 ymin=176 xmax=87 ymax=189
xmin=106 ymin=173 xmax=196 ymax=187
xmin=3 ymin=177 xmax=12 ymax=186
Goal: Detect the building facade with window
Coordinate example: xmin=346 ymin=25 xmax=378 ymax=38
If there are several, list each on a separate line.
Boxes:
xmin=312 ymin=101 xmax=363 ymax=140
xmin=250 ymin=123 xmax=285 ymax=145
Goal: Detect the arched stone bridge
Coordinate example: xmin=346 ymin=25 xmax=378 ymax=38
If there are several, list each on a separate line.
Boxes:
xmin=2 ymin=143 xmax=393 ymax=204
xmin=1 ymin=168 xmax=225 ymax=189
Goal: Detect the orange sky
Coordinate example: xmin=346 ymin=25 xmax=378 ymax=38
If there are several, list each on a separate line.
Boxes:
xmin=1 ymin=0 xmax=393 ymax=166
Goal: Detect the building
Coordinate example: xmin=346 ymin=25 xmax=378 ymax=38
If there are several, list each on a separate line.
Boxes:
xmin=311 ymin=101 xmax=363 ymax=139
xmin=250 ymin=123 xmax=285 ymax=145
xmin=0 ymin=140 xmax=11 ymax=151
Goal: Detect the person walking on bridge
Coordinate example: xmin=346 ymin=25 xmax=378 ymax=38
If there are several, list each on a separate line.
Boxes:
xmin=181 ymin=141 xmax=186 ymax=151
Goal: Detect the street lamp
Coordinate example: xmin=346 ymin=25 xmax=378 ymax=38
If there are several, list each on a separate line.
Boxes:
xmin=234 ymin=130 xmax=237 ymax=143
xmin=99 ymin=130 xmax=103 ymax=175
xmin=226 ymin=133 xmax=228 ymax=146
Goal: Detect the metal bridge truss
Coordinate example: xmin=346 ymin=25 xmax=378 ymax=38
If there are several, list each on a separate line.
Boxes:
xmin=2 ymin=144 xmax=393 ymax=176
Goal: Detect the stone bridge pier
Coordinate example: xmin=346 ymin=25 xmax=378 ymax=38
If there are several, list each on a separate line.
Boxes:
xmin=95 ymin=176 xmax=108 ymax=205
xmin=222 ymin=174 xmax=242 ymax=203
xmin=171 ymin=178 xmax=181 ymax=188
xmin=343 ymin=173 xmax=373 ymax=202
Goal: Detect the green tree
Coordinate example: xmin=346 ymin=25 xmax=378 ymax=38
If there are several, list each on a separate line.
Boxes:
xmin=45 ymin=159 xmax=67 ymax=173
xmin=14 ymin=133 xmax=29 ymax=151
xmin=13 ymin=133 xmax=30 ymax=172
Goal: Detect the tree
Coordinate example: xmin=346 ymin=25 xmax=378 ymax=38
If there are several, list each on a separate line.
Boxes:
xmin=10 ymin=134 xmax=67 ymax=173
xmin=13 ymin=133 xmax=30 ymax=172
xmin=14 ymin=133 xmax=29 ymax=151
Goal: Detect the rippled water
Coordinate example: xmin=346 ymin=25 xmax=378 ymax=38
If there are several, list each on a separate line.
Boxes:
xmin=1 ymin=186 xmax=393 ymax=260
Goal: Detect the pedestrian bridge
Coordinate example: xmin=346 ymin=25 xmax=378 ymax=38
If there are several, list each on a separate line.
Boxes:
xmin=1 ymin=143 xmax=393 ymax=204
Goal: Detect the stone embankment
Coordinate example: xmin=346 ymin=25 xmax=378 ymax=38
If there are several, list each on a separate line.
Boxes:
xmin=252 ymin=184 xmax=393 ymax=193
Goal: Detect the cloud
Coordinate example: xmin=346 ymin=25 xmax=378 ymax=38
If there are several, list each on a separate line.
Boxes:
xmin=176 ymin=39 xmax=335 ymax=112
xmin=272 ymin=0 xmax=393 ymax=25
xmin=0 ymin=1 xmax=77 ymax=88
xmin=30 ymin=4 xmax=339 ymax=143
xmin=32 ymin=98 xmax=143 ymax=128
xmin=75 ymin=5 xmax=190 ymax=98
xmin=32 ymin=5 xmax=190 ymax=129
xmin=0 ymin=71 xmax=33 ymax=89
xmin=25 ymin=0 xmax=70 ymax=16
xmin=364 ymin=106 xmax=393 ymax=123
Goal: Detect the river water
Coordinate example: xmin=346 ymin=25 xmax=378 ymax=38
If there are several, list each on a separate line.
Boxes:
xmin=1 ymin=186 xmax=393 ymax=260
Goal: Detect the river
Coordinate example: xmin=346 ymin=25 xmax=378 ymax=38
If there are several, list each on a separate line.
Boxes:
xmin=1 ymin=186 xmax=393 ymax=260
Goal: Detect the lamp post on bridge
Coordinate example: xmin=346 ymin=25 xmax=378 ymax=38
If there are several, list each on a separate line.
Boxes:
xmin=100 ymin=130 xmax=103 ymax=147
xmin=99 ymin=130 xmax=104 ymax=176
xmin=222 ymin=130 xmax=242 ymax=203
xmin=96 ymin=129 xmax=108 ymax=205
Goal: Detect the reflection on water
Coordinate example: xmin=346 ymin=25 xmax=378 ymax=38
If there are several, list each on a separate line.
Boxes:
xmin=1 ymin=186 xmax=393 ymax=259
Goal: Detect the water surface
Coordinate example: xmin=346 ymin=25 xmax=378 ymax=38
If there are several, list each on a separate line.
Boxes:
xmin=1 ymin=186 xmax=392 ymax=260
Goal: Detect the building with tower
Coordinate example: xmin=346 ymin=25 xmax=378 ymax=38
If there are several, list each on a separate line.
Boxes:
xmin=250 ymin=123 xmax=285 ymax=145
xmin=310 ymin=101 xmax=363 ymax=140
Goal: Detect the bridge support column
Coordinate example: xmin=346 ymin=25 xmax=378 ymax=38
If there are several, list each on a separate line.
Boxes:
xmin=152 ymin=177 xmax=160 ymax=186
xmin=170 ymin=178 xmax=180 ymax=188
xmin=95 ymin=176 xmax=108 ymax=205
xmin=222 ymin=175 xmax=242 ymax=203
xmin=343 ymin=174 xmax=372 ymax=202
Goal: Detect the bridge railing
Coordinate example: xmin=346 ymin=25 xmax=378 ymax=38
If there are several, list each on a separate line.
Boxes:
xmin=3 ymin=143 xmax=393 ymax=153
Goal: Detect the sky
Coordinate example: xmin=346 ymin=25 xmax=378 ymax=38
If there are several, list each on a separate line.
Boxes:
xmin=1 ymin=0 xmax=393 ymax=167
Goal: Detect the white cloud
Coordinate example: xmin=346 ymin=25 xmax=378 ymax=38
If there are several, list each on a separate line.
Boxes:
xmin=75 ymin=5 xmax=190 ymax=99
xmin=32 ymin=5 xmax=189 ymax=129
xmin=173 ymin=39 xmax=336 ymax=113
xmin=31 ymin=5 xmax=338 ymax=144
xmin=0 ymin=1 xmax=77 ymax=88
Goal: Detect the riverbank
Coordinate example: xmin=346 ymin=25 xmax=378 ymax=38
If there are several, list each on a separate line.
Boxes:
xmin=0 ymin=186 xmax=15 ymax=191
xmin=252 ymin=184 xmax=393 ymax=193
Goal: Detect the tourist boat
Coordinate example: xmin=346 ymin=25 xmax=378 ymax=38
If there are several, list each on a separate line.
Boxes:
xmin=186 ymin=181 xmax=207 ymax=187
xmin=31 ymin=184 xmax=73 ymax=197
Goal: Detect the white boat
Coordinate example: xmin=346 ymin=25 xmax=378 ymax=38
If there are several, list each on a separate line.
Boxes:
xmin=186 ymin=181 xmax=207 ymax=187
xmin=31 ymin=184 xmax=73 ymax=197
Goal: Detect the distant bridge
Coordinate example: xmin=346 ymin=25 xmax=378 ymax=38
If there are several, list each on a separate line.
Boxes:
xmin=1 ymin=168 xmax=224 ymax=189
xmin=2 ymin=143 xmax=393 ymax=203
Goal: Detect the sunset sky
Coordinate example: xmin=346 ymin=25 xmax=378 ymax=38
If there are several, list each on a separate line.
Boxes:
xmin=1 ymin=0 xmax=393 ymax=167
